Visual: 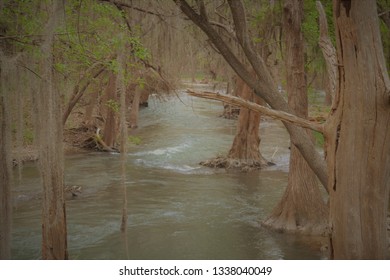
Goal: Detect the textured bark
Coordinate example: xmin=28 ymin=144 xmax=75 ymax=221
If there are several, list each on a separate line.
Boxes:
xmin=38 ymin=1 xmax=68 ymax=259
xmin=263 ymin=0 xmax=328 ymax=235
xmin=175 ymin=0 xmax=328 ymax=189
xmin=327 ymin=0 xmax=390 ymax=259
xmin=226 ymin=77 xmax=269 ymax=168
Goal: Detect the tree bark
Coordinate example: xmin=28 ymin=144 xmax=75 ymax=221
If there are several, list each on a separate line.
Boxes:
xmin=37 ymin=0 xmax=68 ymax=259
xmin=226 ymin=77 xmax=270 ymax=169
xmin=327 ymin=0 xmax=390 ymax=259
xmin=264 ymin=0 xmax=328 ymax=234
xmin=0 ymin=54 xmax=13 ymax=260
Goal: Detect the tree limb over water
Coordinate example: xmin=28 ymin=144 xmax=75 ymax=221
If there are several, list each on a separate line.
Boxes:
xmin=187 ymin=89 xmax=325 ymax=133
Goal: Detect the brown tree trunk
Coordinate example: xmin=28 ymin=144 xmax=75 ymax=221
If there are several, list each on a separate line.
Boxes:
xmin=263 ymin=0 xmax=328 ymax=234
xmin=103 ymin=73 xmax=118 ymax=147
xmin=327 ymin=0 xmax=390 ymax=259
xmin=227 ymin=77 xmax=270 ymax=169
xmin=37 ymin=1 xmax=68 ymax=259
xmin=84 ymin=90 xmax=96 ymax=125
xmin=0 ymin=55 xmax=12 ymax=260
xmin=129 ymin=86 xmax=141 ymax=129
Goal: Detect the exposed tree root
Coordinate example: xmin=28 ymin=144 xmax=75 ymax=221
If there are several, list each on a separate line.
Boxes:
xmin=200 ymin=156 xmax=274 ymax=172
xmin=261 ymin=180 xmax=329 ymax=236
xmin=65 ymin=125 xmax=118 ymax=152
xmin=220 ymin=104 xmax=240 ymax=119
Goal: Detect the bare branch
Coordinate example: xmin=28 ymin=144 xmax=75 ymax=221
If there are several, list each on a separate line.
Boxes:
xmin=187 ymin=89 xmax=325 ymax=133
xmin=62 ymin=62 xmax=107 ymax=125
xmin=99 ymin=0 xmax=164 ymax=17
xmin=209 ymin=21 xmax=235 ymax=37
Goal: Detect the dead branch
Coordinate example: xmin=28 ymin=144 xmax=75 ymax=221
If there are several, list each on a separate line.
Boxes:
xmin=94 ymin=128 xmax=117 ymax=152
xmin=187 ymin=89 xmax=325 ymax=133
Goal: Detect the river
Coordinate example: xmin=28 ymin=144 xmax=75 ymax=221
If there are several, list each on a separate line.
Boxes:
xmin=11 ymin=85 xmax=327 ymax=259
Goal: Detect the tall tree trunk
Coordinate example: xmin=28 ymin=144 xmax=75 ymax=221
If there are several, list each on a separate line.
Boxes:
xmin=327 ymin=0 xmax=390 ymax=259
xmin=0 ymin=54 xmax=13 ymax=260
xmin=37 ymin=0 xmax=68 ymax=259
xmin=117 ymin=49 xmax=129 ymax=257
xmin=263 ymin=0 xmax=328 ymax=234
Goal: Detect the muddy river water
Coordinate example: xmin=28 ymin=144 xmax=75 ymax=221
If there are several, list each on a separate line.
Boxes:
xmin=11 ymin=86 xmax=327 ymax=259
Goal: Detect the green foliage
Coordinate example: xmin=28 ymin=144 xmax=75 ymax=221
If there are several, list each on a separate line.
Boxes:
xmin=51 ymin=0 xmax=150 ymax=84
xmin=136 ymin=77 xmax=146 ymax=89
xmin=302 ymin=0 xmax=335 ymax=88
xmin=128 ymin=135 xmax=142 ymax=145
xmin=302 ymin=0 xmax=335 ymax=47
xmin=23 ymin=128 xmax=34 ymax=145
xmin=106 ymin=99 xmax=120 ymax=113
xmin=0 ymin=0 xmax=46 ymax=54
xmin=313 ymin=131 xmax=324 ymax=147
xmin=250 ymin=1 xmax=282 ymax=45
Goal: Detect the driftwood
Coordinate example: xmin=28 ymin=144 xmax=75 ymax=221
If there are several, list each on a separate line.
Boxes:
xmin=187 ymin=89 xmax=325 ymax=133
xmin=94 ymin=128 xmax=118 ymax=152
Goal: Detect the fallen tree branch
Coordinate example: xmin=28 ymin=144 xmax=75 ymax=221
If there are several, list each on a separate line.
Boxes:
xmin=94 ymin=128 xmax=118 ymax=152
xmin=187 ymin=89 xmax=325 ymax=133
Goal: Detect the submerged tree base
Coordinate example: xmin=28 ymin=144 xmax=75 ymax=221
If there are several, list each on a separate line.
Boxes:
xmin=200 ymin=156 xmax=274 ymax=172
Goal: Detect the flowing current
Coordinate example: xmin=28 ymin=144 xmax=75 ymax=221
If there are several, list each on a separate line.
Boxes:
xmin=11 ymin=86 xmax=326 ymax=259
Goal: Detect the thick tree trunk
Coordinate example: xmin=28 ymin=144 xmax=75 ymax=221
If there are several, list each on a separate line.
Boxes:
xmin=37 ymin=1 xmax=68 ymax=259
xmin=227 ymin=77 xmax=270 ymax=169
xmin=264 ymin=0 xmax=328 ymax=234
xmin=327 ymin=0 xmax=390 ymax=259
